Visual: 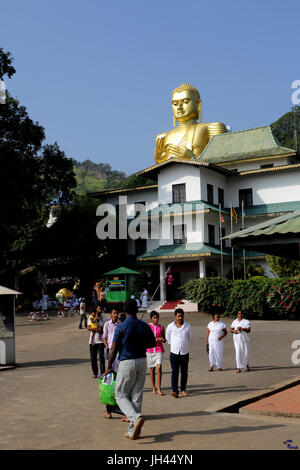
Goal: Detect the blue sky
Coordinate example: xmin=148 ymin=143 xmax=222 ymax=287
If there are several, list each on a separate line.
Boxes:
xmin=1 ymin=0 xmax=299 ymax=175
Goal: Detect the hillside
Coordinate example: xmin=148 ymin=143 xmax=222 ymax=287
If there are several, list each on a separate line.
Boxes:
xmin=270 ymin=105 xmax=300 ymax=150
xmin=74 ymin=160 xmax=127 ymax=194
xmin=74 ymin=159 xmax=156 ymax=195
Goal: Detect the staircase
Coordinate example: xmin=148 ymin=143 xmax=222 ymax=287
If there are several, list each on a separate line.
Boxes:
xmin=160 ymin=300 xmax=181 ymax=310
xmin=146 ymin=299 xmax=198 ymax=314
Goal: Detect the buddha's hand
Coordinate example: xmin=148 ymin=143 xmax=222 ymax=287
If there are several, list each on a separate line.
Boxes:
xmin=165 ymin=144 xmax=194 ymax=160
xmin=155 ymin=135 xmax=167 ymax=163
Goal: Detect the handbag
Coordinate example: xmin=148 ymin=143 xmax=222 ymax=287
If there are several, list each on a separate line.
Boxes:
xmin=98 ymin=373 xmax=117 ymax=406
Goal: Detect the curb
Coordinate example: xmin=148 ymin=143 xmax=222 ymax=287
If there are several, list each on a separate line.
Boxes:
xmin=216 ymin=375 xmax=300 ymax=415
xmin=0 ymin=365 xmax=15 ymax=372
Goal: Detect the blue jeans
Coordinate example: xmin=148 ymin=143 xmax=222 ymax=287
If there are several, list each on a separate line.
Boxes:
xmin=169 ymin=352 xmax=189 ymax=393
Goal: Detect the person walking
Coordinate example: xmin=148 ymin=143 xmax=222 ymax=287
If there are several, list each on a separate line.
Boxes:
xmin=230 ymin=310 xmax=251 ymax=373
xmin=146 ymin=311 xmax=166 ymax=395
xmin=102 ymin=307 xmax=128 ymax=421
xmin=88 ymin=306 xmax=107 ymax=378
xmin=103 ymin=308 xmax=121 ymax=375
xmin=105 ymin=300 xmax=156 ymax=440
xmin=206 ymin=312 xmax=227 ymax=371
xmin=140 ymin=287 xmax=148 ymax=309
xmin=166 ymin=308 xmax=193 ymax=398
xmin=79 ymin=297 xmax=87 ymax=329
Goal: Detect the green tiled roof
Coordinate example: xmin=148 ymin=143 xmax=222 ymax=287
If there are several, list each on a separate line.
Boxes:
xmin=104 ymin=266 xmax=141 ymax=275
xmin=137 ymin=243 xmax=263 ymax=261
xmin=137 ymin=243 xmax=230 ymax=260
xmin=200 ymin=126 xmax=296 ymax=164
xmin=237 ymin=200 xmax=300 ymax=217
xmin=140 ymin=200 xmax=230 ymax=218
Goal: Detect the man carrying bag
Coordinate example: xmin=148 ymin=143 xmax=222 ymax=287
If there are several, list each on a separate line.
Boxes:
xmin=104 ymin=300 xmax=156 ymax=440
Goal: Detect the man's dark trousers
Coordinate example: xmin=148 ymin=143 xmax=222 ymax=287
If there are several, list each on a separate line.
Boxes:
xmin=169 ymin=352 xmax=189 ymax=393
xmin=90 ymin=343 xmax=106 ymax=376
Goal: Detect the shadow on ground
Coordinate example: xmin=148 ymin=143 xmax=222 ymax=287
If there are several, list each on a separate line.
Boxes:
xmin=16 ymin=358 xmax=91 ymax=368
xmin=138 ymin=422 xmax=285 ymax=444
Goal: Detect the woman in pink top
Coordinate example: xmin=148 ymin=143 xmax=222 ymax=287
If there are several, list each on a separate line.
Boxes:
xmin=146 ymin=311 xmax=166 ymax=395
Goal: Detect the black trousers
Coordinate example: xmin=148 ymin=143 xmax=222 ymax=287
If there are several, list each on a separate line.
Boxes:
xmin=169 ymin=352 xmax=189 ymax=393
xmin=90 ymin=343 xmax=106 ymax=376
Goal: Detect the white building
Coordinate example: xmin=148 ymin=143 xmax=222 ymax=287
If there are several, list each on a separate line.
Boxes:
xmin=91 ymin=126 xmax=300 ymax=302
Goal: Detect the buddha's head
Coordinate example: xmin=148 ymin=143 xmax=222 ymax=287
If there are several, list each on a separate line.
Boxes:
xmin=172 ymin=83 xmax=202 ymax=124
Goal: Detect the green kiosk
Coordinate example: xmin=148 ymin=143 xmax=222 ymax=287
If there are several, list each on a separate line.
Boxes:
xmin=104 ymin=267 xmax=141 ymax=309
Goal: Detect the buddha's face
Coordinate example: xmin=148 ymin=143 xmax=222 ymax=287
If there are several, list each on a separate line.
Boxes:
xmin=172 ymin=90 xmax=198 ymax=122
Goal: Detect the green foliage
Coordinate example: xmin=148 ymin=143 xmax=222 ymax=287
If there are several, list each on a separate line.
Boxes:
xmin=116 ymin=173 xmax=156 ymax=189
xmin=74 ymin=167 xmax=107 ymax=195
xmin=0 ymin=52 xmax=76 ymax=279
xmin=266 ymin=254 xmax=300 ymax=277
xmin=185 ymin=277 xmax=233 ymax=314
xmin=73 ymin=159 xmax=126 ymax=194
xmin=185 ymin=276 xmax=300 ymax=319
xmin=271 ymin=105 xmax=300 ymax=150
xmin=266 ymin=278 xmax=300 ymax=319
xmin=226 ymin=260 xmax=265 ymax=280
xmin=0 ymin=48 xmax=16 ymax=79
xmin=225 ymin=276 xmax=274 ymax=318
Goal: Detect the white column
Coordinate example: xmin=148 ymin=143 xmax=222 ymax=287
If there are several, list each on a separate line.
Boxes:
xmin=159 ymin=260 xmax=166 ymax=301
xmin=199 ymin=258 xmax=206 ymax=278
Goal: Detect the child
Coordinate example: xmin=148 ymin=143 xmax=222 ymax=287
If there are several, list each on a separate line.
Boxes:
xmin=146 ymin=311 xmax=166 ymax=395
xmin=88 ymin=310 xmax=98 ymax=344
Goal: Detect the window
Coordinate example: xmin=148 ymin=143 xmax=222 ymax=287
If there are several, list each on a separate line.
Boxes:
xmin=218 ymin=188 xmax=224 ymax=207
xmin=208 ymin=224 xmax=215 ymax=245
xmin=173 ymin=224 xmax=187 ymax=245
xmin=135 ymin=239 xmax=147 ymax=256
xmin=172 ymin=184 xmax=186 ymax=203
xmin=239 ymin=188 xmax=253 ymax=208
xmin=207 ymin=184 xmax=214 ymax=205
xmin=260 ymin=164 xmax=273 ymax=169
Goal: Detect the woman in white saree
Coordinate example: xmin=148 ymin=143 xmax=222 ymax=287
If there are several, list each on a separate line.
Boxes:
xmin=206 ymin=312 xmax=227 ymax=371
xmin=230 ymin=310 xmax=251 ymax=373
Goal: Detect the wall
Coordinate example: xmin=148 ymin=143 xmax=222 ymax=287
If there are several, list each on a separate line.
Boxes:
xmin=199 ymin=167 xmax=228 ymax=206
xmin=105 ymin=188 xmax=158 ymax=217
xmin=224 ymin=156 xmax=291 ymax=173
xmin=228 ymin=170 xmax=300 ymax=206
xmin=158 ymin=164 xmax=201 ymax=203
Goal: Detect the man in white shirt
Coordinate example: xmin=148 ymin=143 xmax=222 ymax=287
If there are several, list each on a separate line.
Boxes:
xmin=88 ymin=305 xmax=107 ymax=378
xmin=79 ymin=297 xmax=87 ymax=329
xmin=166 ymin=308 xmax=193 ymax=398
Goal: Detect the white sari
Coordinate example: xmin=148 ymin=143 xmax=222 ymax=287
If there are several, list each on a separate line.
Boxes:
xmin=207 ymin=320 xmax=226 ymax=369
xmin=231 ymin=318 xmax=250 ymax=369
xmin=140 ymin=289 xmax=148 ymax=308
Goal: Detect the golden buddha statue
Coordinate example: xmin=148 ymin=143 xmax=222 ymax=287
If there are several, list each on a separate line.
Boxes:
xmin=155 ymin=83 xmax=227 ymax=164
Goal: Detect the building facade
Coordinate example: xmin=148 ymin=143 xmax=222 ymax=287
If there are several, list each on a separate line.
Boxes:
xmin=91 ymin=125 xmax=300 ymax=302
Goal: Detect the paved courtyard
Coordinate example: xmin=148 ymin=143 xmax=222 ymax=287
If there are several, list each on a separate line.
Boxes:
xmin=1 ymin=310 xmax=300 ymax=450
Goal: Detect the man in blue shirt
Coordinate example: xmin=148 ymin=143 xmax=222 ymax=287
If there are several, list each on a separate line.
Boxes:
xmin=105 ymin=300 xmax=155 ymax=440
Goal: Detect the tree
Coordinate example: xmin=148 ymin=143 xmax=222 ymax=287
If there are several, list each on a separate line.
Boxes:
xmin=265 ymin=255 xmax=300 ymax=278
xmin=0 ymin=50 xmax=76 ymax=282
xmin=0 ymin=48 xmax=16 ymax=79
xmin=271 ymin=105 xmax=300 ymax=150
xmin=226 ymin=260 xmax=265 ymax=280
